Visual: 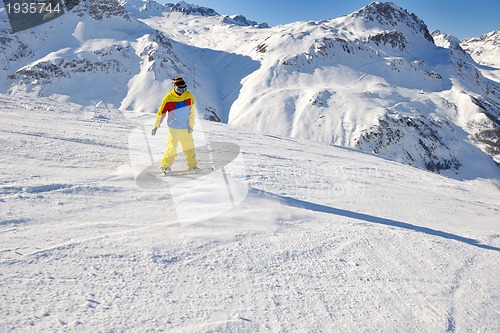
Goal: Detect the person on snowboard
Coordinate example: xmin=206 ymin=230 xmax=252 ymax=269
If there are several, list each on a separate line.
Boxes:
xmin=151 ymin=76 xmax=199 ymax=174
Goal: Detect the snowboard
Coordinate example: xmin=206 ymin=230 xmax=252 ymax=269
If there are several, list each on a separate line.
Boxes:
xmin=159 ymin=167 xmax=214 ymax=178
xmin=135 ymin=141 xmax=240 ymax=188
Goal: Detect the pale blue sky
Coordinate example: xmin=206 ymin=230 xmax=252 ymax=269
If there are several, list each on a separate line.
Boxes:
xmin=165 ymin=0 xmax=499 ymax=39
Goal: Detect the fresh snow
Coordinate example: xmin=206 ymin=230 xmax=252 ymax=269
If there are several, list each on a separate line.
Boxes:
xmin=461 ymin=30 xmax=500 ymax=68
xmin=1 ymin=1 xmax=500 ymax=332
xmin=460 ymin=30 xmax=500 ymax=83
xmin=1 ymin=92 xmax=499 ymax=332
xmin=140 ymin=5 xmax=500 ymax=180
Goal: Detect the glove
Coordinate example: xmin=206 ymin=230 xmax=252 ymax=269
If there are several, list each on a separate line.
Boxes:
xmin=187 ymin=126 xmax=193 ymax=134
xmin=151 ymin=127 xmax=158 ymax=136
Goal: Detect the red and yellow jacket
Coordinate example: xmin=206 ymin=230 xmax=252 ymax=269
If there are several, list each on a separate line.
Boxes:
xmin=154 ymin=89 xmax=195 ymax=130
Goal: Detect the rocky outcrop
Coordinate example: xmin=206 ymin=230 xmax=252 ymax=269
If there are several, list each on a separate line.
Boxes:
xmin=351 ymin=2 xmax=434 ymax=44
xmin=222 ymin=15 xmax=269 ymax=28
xmin=164 ymin=1 xmax=218 ymax=16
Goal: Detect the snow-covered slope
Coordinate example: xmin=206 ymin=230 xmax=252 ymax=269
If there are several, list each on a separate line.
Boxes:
xmin=1 ymin=93 xmax=499 ymax=332
xmin=0 ymin=0 xmax=190 ymax=114
xmin=121 ymin=0 xmax=268 ymax=28
xmin=222 ymin=3 xmax=499 ymax=179
xmin=460 ymin=30 xmax=500 ymax=88
xmin=0 ymin=1 xmax=499 ymax=180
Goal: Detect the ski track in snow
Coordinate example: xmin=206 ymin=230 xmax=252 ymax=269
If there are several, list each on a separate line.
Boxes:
xmin=1 ymin=94 xmax=500 ymax=332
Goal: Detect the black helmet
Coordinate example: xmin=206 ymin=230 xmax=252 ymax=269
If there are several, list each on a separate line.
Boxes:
xmin=172 ymin=76 xmax=186 ymax=88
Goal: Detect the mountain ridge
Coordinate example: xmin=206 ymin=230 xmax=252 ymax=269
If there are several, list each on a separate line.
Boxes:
xmin=460 ymin=30 xmax=500 ymax=68
xmin=0 ymin=0 xmax=498 ymax=180
xmin=350 ymin=1 xmax=434 ymax=44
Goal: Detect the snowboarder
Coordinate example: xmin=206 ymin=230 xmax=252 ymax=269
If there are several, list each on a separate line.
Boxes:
xmin=151 ymin=76 xmax=200 ymax=174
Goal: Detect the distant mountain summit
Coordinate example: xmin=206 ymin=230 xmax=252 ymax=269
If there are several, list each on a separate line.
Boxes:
xmin=223 ymin=15 xmax=269 ymax=28
xmin=164 ymin=1 xmax=219 ymax=17
xmin=226 ymin=1 xmax=499 ymax=178
xmin=120 ymin=0 xmax=268 ymax=27
xmin=431 ymin=30 xmax=472 ymax=61
xmin=350 ymin=1 xmax=434 ymax=43
xmin=461 ymin=30 xmax=500 ymax=68
xmin=165 ymin=1 xmax=268 ymax=27
xmin=86 ymin=0 xmax=132 ymax=21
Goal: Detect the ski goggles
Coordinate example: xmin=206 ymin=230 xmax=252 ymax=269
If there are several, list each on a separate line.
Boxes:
xmin=175 ymin=85 xmax=188 ymax=92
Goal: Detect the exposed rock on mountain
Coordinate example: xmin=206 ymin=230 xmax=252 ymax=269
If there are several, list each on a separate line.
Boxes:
xmin=432 ymin=30 xmax=473 ymax=61
xmin=0 ymin=1 xmax=498 ymax=179
xmin=71 ymin=0 xmax=131 ymax=20
xmin=351 ymin=1 xmax=434 ymax=44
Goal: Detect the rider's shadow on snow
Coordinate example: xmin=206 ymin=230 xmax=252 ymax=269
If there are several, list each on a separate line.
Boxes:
xmin=251 ymin=189 xmax=500 ymax=252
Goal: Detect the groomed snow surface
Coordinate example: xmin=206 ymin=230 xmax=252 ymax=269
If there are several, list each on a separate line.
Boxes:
xmin=1 ymin=93 xmax=499 ymax=332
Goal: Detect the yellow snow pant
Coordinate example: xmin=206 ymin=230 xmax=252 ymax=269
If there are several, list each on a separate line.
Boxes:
xmin=161 ymin=128 xmax=197 ymax=168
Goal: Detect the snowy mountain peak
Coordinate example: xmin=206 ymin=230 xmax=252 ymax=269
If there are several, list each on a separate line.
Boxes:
xmin=463 ymin=30 xmax=500 ymax=45
xmin=431 ymin=30 xmax=472 ymax=61
xmin=120 ymin=0 xmax=165 ymax=17
xmin=71 ymin=0 xmax=132 ymax=21
xmin=351 ymin=1 xmax=434 ymax=44
xmin=164 ymin=1 xmax=219 ymax=17
xmin=121 ymin=0 xmax=268 ymax=27
xmin=431 ymin=29 xmax=460 ymax=44
xmin=461 ymin=30 xmax=500 ymax=67
xmin=222 ymin=15 xmax=269 ymax=28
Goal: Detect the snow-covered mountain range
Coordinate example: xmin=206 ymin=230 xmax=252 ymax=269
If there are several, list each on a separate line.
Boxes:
xmin=0 ymin=0 xmax=499 ymax=180
xmin=461 ymin=30 xmax=500 ymax=68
